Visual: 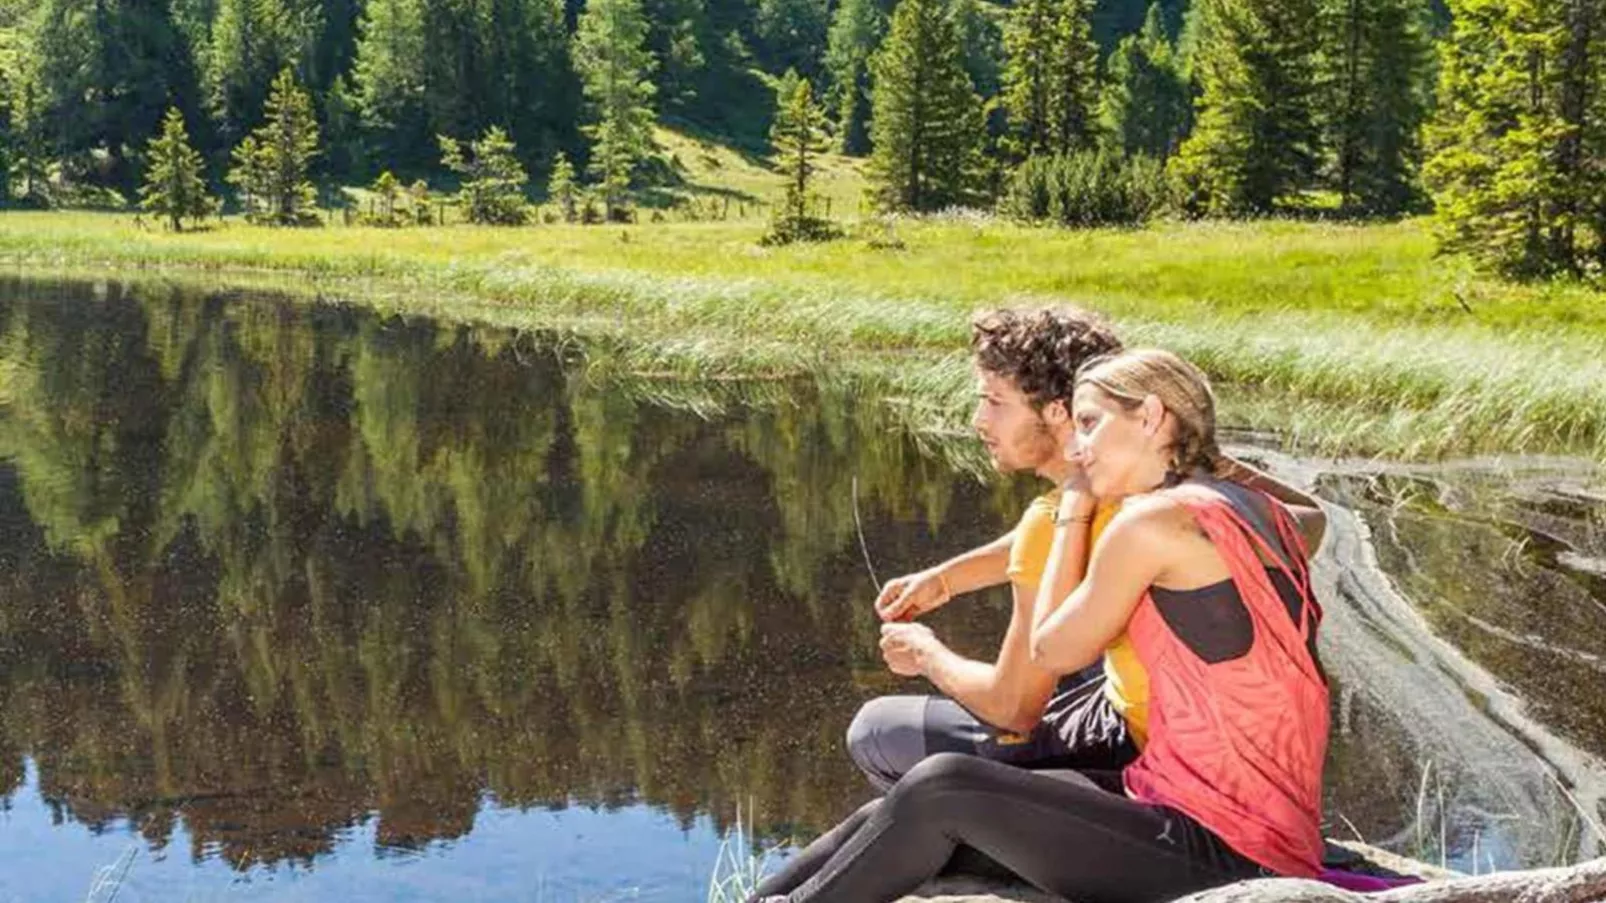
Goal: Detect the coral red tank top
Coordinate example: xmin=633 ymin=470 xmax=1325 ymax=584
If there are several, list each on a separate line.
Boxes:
xmin=1122 ymin=482 xmax=1329 ymax=877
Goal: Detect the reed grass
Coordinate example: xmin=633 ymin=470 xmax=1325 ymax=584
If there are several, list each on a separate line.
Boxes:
xmin=3 ymin=211 xmax=1604 ymax=463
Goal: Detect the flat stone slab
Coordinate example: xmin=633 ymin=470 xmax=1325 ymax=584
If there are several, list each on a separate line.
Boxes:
xmin=896 ymin=842 xmax=1606 ymax=903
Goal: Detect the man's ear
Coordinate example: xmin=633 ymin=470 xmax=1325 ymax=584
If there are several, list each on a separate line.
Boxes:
xmin=1042 ymin=399 xmax=1069 ymax=425
xmin=1140 ymin=394 xmax=1166 ymax=437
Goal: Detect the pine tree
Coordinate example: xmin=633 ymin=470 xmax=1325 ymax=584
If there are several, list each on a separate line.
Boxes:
xmin=548 ymin=151 xmax=579 ymax=222
xmin=868 ymin=0 xmax=985 ymax=212
xmin=207 ymin=0 xmax=297 ymax=147
xmin=1001 ymin=0 xmax=1058 ymax=157
xmin=370 ymin=169 xmax=402 ymax=224
xmin=1424 ymin=0 xmax=1606 ymax=277
xmin=140 ymin=108 xmax=216 ymax=231
xmin=1100 ymin=3 xmax=1191 ymax=159
xmin=26 ymin=0 xmax=198 ymax=193
xmin=351 ymin=0 xmax=430 ymax=170
xmin=1003 ymin=0 xmax=1100 ymax=158
xmin=1318 ymin=0 xmax=1433 ymax=215
xmin=228 ymin=68 xmax=320 ymax=225
xmin=1171 ymin=0 xmax=1324 ymax=215
xmin=574 ymin=0 xmax=657 ymax=221
xmin=755 ymin=0 xmax=830 ymax=81
xmin=440 ymin=126 xmax=530 ymax=225
xmin=1050 ymin=0 xmax=1102 ymax=153
xmin=951 ymin=0 xmax=1005 ymax=98
xmin=8 ymin=77 xmax=51 ymax=208
xmin=764 ymin=70 xmax=839 ymax=242
xmin=824 ymin=0 xmax=885 ymax=154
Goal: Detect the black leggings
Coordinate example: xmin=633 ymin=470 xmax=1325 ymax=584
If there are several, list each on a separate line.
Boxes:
xmin=750 ymin=753 xmax=1267 ymax=903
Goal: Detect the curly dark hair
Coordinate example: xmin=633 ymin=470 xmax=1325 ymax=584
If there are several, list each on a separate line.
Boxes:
xmin=970 ymin=307 xmax=1124 ymax=410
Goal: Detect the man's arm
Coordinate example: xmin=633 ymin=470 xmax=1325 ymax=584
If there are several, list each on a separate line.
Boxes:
xmin=882 ymin=577 xmax=1060 ymax=734
xmin=875 ymin=528 xmax=1015 ymax=621
xmin=1219 ymin=455 xmax=1327 ymax=553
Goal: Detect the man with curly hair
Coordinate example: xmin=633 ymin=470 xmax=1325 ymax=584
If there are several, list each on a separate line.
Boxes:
xmin=848 ymin=306 xmax=1318 ymax=791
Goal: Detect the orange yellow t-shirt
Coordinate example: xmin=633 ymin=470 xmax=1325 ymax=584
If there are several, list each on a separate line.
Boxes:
xmin=1006 ymin=490 xmax=1151 ymax=747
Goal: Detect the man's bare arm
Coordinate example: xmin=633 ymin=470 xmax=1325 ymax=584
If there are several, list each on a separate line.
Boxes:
xmin=876 ymin=529 xmax=1015 ymax=621
xmin=1219 ymin=455 xmax=1327 ymax=552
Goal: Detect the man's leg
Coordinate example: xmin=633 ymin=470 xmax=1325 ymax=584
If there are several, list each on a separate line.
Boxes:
xmin=844 ymin=695 xmax=988 ymax=792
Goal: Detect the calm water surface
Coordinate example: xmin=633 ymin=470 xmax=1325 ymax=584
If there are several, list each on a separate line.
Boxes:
xmin=0 ymin=278 xmax=1601 ymax=901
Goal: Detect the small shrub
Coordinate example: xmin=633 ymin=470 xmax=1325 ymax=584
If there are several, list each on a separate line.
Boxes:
xmin=1002 ymin=150 xmax=1168 ymax=228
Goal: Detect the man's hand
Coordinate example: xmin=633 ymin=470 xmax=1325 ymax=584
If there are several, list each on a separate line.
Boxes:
xmin=880 ymin=621 xmax=938 ymax=677
xmin=874 ymin=569 xmax=951 ymax=622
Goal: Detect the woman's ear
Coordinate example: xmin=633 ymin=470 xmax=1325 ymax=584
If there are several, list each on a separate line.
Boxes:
xmin=1140 ymin=394 xmax=1166 ymax=438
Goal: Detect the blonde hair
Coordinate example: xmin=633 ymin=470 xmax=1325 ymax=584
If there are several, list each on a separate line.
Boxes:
xmin=1075 ymin=349 xmax=1223 ymax=481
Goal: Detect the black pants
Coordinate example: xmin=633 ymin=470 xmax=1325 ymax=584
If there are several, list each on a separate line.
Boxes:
xmin=750 ymin=753 xmax=1266 ymax=903
xmin=845 ymin=672 xmax=1137 ymax=792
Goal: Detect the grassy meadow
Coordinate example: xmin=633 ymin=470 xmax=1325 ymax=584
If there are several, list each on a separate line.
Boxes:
xmin=2 ymin=132 xmax=1603 ymax=464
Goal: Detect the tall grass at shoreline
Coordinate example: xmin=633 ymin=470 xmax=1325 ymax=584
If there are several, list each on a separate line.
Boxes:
xmin=3 ymin=211 xmax=1604 ymax=463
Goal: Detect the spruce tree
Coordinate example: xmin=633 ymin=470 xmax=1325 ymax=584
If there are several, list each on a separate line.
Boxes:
xmin=575 ymin=0 xmax=657 ymax=221
xmin=207 ymin=0 xmax=296 ymax=147
xmin=1100 ymin=3 xmax=1191 ymax=159
xmin=1424 ymin=0 xmax=1606 ymax=277
xmin=824 ymin=0 xmax=886 ymax=154
xmin=351 ymin=0 xmax=429 ymax=169
xmin=755 ymin=0 xmax=830 ymax=81
xmin=1050 ymin=0 xmax=1101 ymax=153
xmin=764 ymin=70 xmax=839 ymax=243
xmin=868 ymin=0 xmax=984 ymax=212
xmin=228 ymin=69 xmax=320 ymax=225
xmin=140 ymin=107 xmax=216 ymax=231
xmin=1001 ymin=0 xmax=1059 ymax=157
xmin=1003 ymin=0 xmax=1100 ymax=158
xmin=548 ymin=151 xmax=579 ymax=222
xmin=440 ymin=126 xmax=530 ymax=225
xmin=1318 ymin=0 xmax=1433 ymax=215
xmin=8 ymin=77 xmax=51 ymax=208
xmin=1171 ymin=0 xmax=1324 ymax=215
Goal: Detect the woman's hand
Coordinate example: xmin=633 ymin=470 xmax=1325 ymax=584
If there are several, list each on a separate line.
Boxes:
xmin=879 ymin=621 xmax=938 ymax=677
xmin=875 ymin=569 xmax=951 ymax=622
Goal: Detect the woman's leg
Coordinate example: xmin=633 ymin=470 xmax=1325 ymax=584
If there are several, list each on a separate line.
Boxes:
xmin=779 ymin=753 xmax=1265 ymax=903
xmin=748 ymin=800 xmax=879 ymax=899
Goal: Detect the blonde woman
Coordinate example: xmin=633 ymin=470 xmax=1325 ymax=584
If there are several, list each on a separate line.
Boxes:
xmin=751 ymin=350 xmax=1328 ymax=903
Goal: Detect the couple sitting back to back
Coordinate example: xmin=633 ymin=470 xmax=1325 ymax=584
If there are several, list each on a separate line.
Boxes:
xmin=750 ymin=308 xmax=1331 ymax=903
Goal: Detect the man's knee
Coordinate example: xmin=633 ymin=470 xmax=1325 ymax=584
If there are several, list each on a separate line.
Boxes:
xmin=846 ymin=696 xmax=929 ymax=791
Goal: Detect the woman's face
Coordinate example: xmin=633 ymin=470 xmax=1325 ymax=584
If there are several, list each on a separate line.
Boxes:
xmin=1068 ymin=383 xmax=1158 ymax=499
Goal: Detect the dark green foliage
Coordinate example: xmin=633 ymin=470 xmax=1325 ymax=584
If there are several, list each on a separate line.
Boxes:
xmin=755 ymin=0 xmax=829 ymax=81
xmin=1424 ymin=0 xmax=1606 ymax=278
xmin=548 ymin=151 xmax=579 ymax=222
xmin=951 ymin=0 xmax=1005 ymax=98
xmin=1002 ymin=0 xmax=1101 ymax=158
xmin=227 ymin=68 xmax=320 ymax=225
xmin=351 ymin=0 xmax=576 ymax=177
xmin=1002 ymin=148 xmax=1167 ymax=226
xmin=1318 ymin=0 xmax=1434 ymax=215
xmin=440 ymin=126 xmax=530 ymax=225
xmin=140 ymin=107 xmax=216 ymax=230
xmin=823 ymin=0 xmax=884 ymax=153
xmin=1171 ymin=0 xmax=1324 ymax=215
xmin=1100 ymin=3 xmax=1191 ymax=159
xmin=207 ymin=0 xmax=300 ymax=148
xmin=8 ymin=76 xmax=50 ymax=207
xmin=763 ymin=70 xmax=841 ymax=243
xmin=1091 ymin=0 xmax=1187 ymax=53
xmin=26 ymin=0 xmax=201 ymax=194
xmin=576 ymin=0 xmax=658 ymax=221
xmin=868 ymin=0 xmax=984 ymax=212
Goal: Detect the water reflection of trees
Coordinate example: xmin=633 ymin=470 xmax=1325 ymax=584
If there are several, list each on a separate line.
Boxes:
xmin=0 ymin=278 xmax=1027 ymax=868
